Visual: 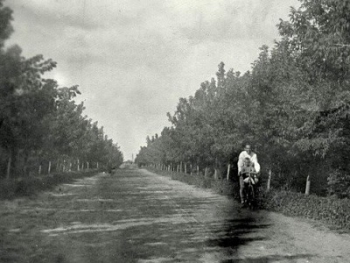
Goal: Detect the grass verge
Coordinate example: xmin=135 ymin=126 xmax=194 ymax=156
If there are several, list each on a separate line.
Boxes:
xmin=0 ymin=169 xmax=101 ymax=200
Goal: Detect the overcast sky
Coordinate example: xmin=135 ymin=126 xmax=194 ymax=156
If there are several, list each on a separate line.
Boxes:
xmin=6 ymin=0 xmax=300 ymax=161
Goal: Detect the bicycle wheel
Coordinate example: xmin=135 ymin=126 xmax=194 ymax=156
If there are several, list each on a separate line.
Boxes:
xmin=247 ymin=184 xmax=255 ymax=209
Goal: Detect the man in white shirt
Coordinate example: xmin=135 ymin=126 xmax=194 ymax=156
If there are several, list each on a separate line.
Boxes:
xmin=237 ymin=144 xmax=260 ymax=205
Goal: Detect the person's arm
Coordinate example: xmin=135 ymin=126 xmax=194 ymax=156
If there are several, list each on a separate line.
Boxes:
xmin=237 ymin=152 xmax=244 ymax=174
xmin=252 ymin=154 xmax=260 ymax=173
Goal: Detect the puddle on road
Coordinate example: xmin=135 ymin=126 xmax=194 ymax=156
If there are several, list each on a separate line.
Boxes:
xmin=138 ymin=257 xmax=174 ymax=263
xmin=76 ymin=198 xmax=114 ymax=202
xmin=62 ymin=184 xmax=90 ymax=187
xmin=41 ymin=215 xmax=205 ymax=237
xmin=49 ymin=193 xmax=76 ymax=197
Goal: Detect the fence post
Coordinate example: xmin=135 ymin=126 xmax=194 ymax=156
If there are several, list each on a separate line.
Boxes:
xmin=204 ymin=167 xmax=209 ymax=177
xmin=48 ymin=161 xmax=51 ymax=175
xmin=214 ymin=169 xmax=218 ymax=180
xmin=226 ymin=164 xmax=231 ymax=180
xmin=305 ymin=175 xmax=310 ymax=195
xmin=6 ymin=155 xmax=12 ymax=179
xmin=267 ymin=169 xmax=272 ymax=192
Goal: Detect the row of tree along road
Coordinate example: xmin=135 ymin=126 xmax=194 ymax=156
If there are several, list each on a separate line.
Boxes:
xmin=0 ymin=1 xmax=123 ymax=180
xmin=136 ymin=0 xmax=350 ymax=200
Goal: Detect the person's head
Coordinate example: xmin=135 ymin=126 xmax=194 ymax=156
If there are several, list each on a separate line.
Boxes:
xmin=244 ymin=144 xmax=252 ymax=154
xmin=244 ymin=157 xmax=251 ymax=166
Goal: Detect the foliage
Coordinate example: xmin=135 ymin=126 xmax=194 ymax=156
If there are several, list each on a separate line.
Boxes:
xmin=0 ymin=1 xmax=123 ymax=178
xmin=136 ymin=0 xmax=350 ymax=198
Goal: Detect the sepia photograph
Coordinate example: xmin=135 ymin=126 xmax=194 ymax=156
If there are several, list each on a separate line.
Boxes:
xmin=1 ymin=0 xmax=350 ymax=262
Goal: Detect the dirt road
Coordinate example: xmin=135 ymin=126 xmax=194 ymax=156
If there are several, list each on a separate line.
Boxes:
xmin=1 ymin=169 xmax=350 ymax=263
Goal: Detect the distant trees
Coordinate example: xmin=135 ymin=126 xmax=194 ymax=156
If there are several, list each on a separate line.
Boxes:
xmin=0 ymin=0 xmax=123 ymax=178
xmin=136 ymin=0 xmax=350 ymax=198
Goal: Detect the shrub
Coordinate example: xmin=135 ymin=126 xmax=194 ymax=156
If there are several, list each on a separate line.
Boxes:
xmin=327 ymin=169 xmax=350 ymax=198
xmin=260 ymin=190 xmax=350 ymax=229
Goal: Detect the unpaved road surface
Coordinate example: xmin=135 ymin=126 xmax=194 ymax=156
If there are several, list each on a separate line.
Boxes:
xmin=1 ymin=169 xmax=350 ymax=263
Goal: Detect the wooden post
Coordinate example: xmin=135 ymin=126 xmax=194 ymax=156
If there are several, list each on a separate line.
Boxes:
xmin=214 ymin=169 xmax=218 ymax=180
xmin=226 ymin=164 xmax=231 ymax=180
xmin=305 ymin=175 xmax=310 ymax=195
xmin=204 ymin=167 xmax=208 ymax=177
xmin=87 ymin=162 xmax=90 ymax=170
xmin=267 ymin=169 xmax=272 ymax=192
xmin=6 ymin=154 xmax=12 ymax=179
xmin=48 ymin=161 xmax=52 ymax=175
xmin=184 ymin=163 xmax=187 ymax=174
xmin=38 ymin=165 xmax=42 ymax=175
xmin=69 ymin=162 xmax=72 ymax=172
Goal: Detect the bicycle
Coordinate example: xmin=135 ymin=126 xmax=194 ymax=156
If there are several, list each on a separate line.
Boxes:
xmin=242 ymin=172 xmax=258 ymax=209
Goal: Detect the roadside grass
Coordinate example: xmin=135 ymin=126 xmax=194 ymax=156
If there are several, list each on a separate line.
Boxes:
xmin=259 ymin=189 xmax=350 ymax=230
xmin=0 ymin=169 xmax=101 ymax=200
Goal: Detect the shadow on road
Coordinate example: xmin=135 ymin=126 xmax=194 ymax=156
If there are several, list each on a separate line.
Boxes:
xmin=206 ymin=217 xmax=269 ymax=253
xmin=207 ymin=216 xmax=315 ymax=262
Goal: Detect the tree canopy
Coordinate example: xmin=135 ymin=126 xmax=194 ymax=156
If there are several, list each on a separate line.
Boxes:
xmin=136 ymin=0 xmax=350 ymax=198
xmin=0 ymin=0 xmax=123 ymax=178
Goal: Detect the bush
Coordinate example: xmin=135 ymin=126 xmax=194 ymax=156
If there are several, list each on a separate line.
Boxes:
xmin=261 ymin=190 xmax=350 ymax=229
xmin=327 ymin=169 xmax=350 ymax=198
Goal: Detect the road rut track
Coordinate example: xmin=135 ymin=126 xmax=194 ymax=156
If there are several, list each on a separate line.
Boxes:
xmin=0 ymin=169 xmax=349 ymax=263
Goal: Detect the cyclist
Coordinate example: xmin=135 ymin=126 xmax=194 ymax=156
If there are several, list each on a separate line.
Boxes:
xmin=238 ymin=144 xmax=260 ymax=205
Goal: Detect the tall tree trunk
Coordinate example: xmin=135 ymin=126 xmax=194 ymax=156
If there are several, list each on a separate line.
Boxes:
xmin=38 ymin=164 xmax=42 ymax=175
xmin=77 ymin=159 xmax=80 ymax=171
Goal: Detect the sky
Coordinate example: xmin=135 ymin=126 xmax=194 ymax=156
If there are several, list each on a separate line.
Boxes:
xmin=5 ymin=0 xmax=300 ymax=161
